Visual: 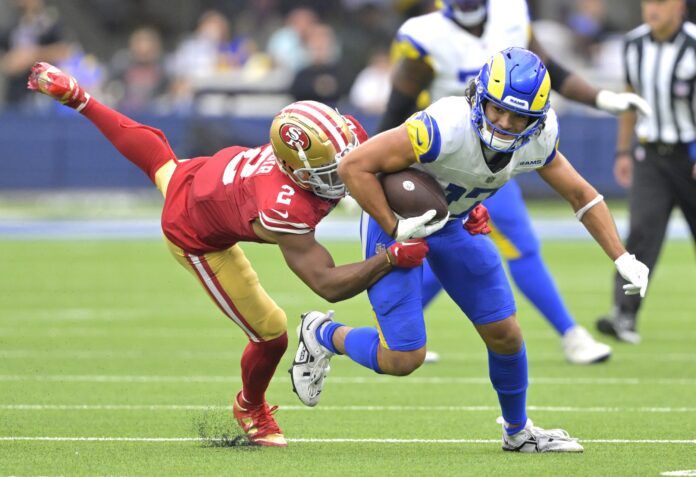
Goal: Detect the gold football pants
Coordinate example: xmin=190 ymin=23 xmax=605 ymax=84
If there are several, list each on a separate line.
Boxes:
xmin=155 ymin=160 xmax=287 ymax=342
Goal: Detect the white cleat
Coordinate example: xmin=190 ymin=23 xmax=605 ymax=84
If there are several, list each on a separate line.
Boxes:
xmin=290 ymin=310 xmax=335 ymax=407
xmin=499 ymin=417 xmax=584 ymax=453
xmin=562 ymin=326 xmax=612 ymax=365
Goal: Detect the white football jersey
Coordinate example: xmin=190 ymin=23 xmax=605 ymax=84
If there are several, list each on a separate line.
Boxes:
xmin=396 ymin=0 xmax=530 ymax=101
xmin=405 ymin=97 xmax=559 ymax=218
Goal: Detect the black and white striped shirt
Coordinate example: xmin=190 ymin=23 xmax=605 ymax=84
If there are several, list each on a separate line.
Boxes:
xmin=624 ymin=21 xmax=696 ymax=144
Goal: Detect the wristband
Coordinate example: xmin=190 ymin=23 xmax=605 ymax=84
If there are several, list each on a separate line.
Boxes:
xmin=614 ymin=150 xmax=631 ymax=158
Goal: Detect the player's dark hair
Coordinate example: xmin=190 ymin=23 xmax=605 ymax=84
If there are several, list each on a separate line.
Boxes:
xmin=464 ymin=79 xmax=476 ymax=105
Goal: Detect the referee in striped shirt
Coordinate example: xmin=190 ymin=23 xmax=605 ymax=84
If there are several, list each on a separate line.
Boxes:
xmin=597 ymin=0 xmax=696 ymax=343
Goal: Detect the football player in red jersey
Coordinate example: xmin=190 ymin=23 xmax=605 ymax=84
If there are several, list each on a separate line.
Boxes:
xmin=27 ymin=62 xmax=432 ymax=447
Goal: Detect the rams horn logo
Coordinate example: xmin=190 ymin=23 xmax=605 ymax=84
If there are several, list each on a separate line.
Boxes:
xmin=279 ymin=123 xmax=311 ymax=150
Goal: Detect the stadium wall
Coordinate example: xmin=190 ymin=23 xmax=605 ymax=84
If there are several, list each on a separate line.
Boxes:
xmin=0 ymin=112 xmax=620 ymax=197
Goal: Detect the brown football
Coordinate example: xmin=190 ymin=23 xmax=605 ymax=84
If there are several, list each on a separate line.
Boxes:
xmin=379 ymin=168 xmax=448 ymax=222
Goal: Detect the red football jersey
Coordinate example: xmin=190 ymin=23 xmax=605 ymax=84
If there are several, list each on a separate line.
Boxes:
xmin=161 ymin=144 xmax=337 ymax=254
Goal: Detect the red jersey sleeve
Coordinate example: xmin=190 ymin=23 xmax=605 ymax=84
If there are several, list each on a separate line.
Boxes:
xmin=256 ymin=169 xmax=336 ymax=235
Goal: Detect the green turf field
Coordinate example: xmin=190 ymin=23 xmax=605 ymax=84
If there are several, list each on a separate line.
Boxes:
xmin=0 ymin=239 xmax=694 ymax=476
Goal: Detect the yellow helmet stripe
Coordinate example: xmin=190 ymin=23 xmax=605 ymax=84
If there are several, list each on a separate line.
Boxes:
xmin=531 ymin=70 xmax=551 ymax=111
xmin=487 ymin=53 xmax=506 ymax=100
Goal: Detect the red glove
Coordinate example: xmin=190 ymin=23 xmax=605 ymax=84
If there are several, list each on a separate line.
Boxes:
xmin=387 ymin=239 xmax=429 ymax=268
xmin=464 ymin=204 xmax=491 ymax=235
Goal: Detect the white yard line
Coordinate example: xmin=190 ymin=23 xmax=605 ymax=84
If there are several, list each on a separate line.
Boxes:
xmin=1 ymin=374 xmax=694 ymax=385
xmin=0 ymin=404 xmax=694 ymax=413
xmin=0 ymin=436 xmax=694 ymax=444
xmin=0 ymin=350 xmax=240 ymax=359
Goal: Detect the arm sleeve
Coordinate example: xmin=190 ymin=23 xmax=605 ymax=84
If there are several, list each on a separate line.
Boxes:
xmin=539 ymin=110 xmax=561 ymax=167
xmin=404 ymin=98 xmax=464 ymax=163
xmin=378 ymin=87 xmax=419 ymax=133
xmin=258 ymin=206 xmax=313 ymax=235
xmin=405 ymin=110 xmax=442 ymax=163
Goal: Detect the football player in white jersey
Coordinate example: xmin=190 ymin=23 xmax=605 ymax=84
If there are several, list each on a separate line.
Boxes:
xmin=377 ymin=0 xmax=652 ymax=365
xmin=291 ymin=48 xmax=649 ymax=452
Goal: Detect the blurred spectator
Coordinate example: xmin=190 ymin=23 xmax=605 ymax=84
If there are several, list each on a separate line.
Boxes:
xmin=335 ymin=2 xmax=395 ymax=86
xmin=0 ymin=0 xmax=71 ymax=107
xmin=266 ymin=7 xmax=318 ymax=73
xmin=108 ymin=27 xmax=168 ymax=113
xmin=567 ymin=0 xmax=617 ymax=61
xmin=290 ymin=23 xmax=345 ymax=107
xmin=170 ymin=10 xmax=232 ymax=78
xmin=168 ymin=10 xmax=254 ymax=109
xmin=349 ymin=49 xmax=391 ymax=114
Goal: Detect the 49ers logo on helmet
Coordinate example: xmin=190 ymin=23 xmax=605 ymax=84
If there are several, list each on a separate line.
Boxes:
xmin=279 ymin=123 xmax=311 ymax=150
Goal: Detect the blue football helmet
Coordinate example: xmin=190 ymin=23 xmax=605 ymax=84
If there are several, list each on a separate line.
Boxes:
xmin=471 ymin=47 xmax=551 ymax=153
xmin=441 ymin=0 xmax=487 ymax=27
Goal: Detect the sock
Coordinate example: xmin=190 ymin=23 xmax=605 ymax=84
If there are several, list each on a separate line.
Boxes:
xmin=508 ymin=252 xmax=575 ymax=335
xmin=343 ymin=327 xmax=382 ymax=374
xmin=316 ymin=321 xmax=343 ymax=354
xmin=240 ymin=333 xmax=288 ymax=407
xmin=488 ymin=344 xmax=528 ymax=435
xmin=81 ymin=99 xmax=177 ymax=183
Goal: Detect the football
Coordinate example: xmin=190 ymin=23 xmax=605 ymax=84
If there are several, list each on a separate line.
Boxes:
xmin=379 ymin=168 xmax=448 ymax=221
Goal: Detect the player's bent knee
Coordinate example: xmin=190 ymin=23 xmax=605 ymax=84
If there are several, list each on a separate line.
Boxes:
xmin=378 ymin=346 xmax=426 ymax=376
xmin=255 ymin=306 xmax=288 ymax=341
xmin=476 ymin=316 xmax=524 ymax=354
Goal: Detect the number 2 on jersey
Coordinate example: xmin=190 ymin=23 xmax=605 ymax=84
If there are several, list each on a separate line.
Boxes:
xmin=276 ymin=184 xmax=295 ymax=205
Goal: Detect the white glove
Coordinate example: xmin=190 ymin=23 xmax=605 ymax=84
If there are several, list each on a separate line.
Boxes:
xmin=596 ymin=89 xmax=653 ymax=117
xmin=393 ymin=209 xmax=449 ymax=241
xmin=614 ymin=252 xmax=649 ymax=298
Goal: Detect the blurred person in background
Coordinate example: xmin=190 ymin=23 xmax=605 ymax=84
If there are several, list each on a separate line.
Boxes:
xmin=349 ymin=49 xmax=391 ymax=114
xmin=597 ymin=0 xmax=696 ymax=343
xmin=290 ymin=23 xmax=346 ymax=107
xmin=28 ymin=61 xmax=428 ymax=447
xmin=266 ymin=7 xmax=318 ymax=73
xmin=567 ymin=0 xmax=619 ymax=62
xmin=108 ymin=26 xmax=168 ymax=113
xmin=377 ymin=0 xmax=653 ymax=365
xmin=335 ymin=1 xmax=396 ymax=88
xmin=0 ymin=0 xmax=70 ymax=107
xmin=167 ymin=10 xmax=253 ymax=110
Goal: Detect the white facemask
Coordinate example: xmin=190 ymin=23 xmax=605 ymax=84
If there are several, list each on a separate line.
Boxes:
xmin=452 ymin=5 xmax=487 ymax=27
xmin=479 ymin=126 xmax=515 ymax=151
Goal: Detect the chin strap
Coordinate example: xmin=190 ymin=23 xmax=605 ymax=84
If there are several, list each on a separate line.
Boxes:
xmin=295 ymin=144 xmax=311 ymax=169
xmin=575 ymin=194 xmax=604 ymax=221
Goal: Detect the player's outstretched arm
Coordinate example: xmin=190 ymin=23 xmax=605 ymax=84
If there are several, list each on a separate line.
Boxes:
xmin=529 ymin=31 xmax=651 ymax=116
xmin=537 ymin=152 xmax=624 ymax=258
xmin=338 ymin=125 xmax=416 ymax=236
xmin=271 ymin=230 xmax=427 ymax=303
xmin=537 ymin=151 xmax=649 ymax=297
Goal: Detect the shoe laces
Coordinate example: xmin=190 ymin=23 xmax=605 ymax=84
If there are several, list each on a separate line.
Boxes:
xmin=249 ymin=402 xmax=282 ymax=437
xmin=498 ymin=417 xmax=573 ymax=442
xmin=527 ymin=424 xmax=572 ymax=440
